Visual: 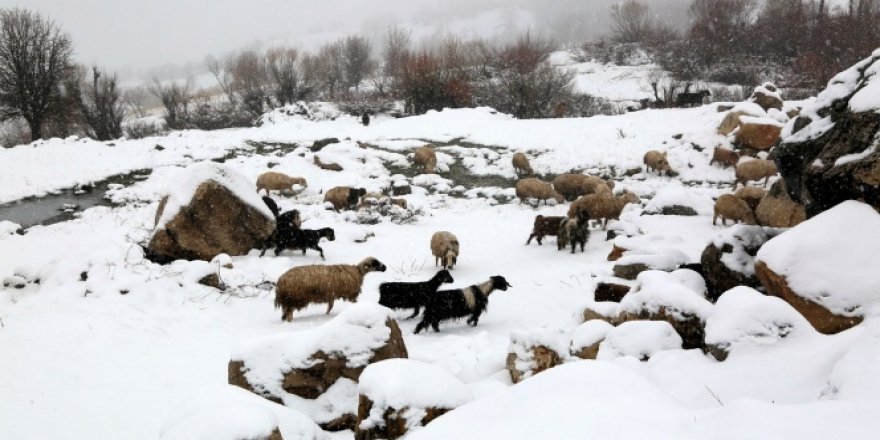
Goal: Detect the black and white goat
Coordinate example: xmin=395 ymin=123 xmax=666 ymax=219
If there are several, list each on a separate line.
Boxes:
xmin=414 ymin=275 xmax=512 ymax=333
xmin=378 ymin=270 xmax=455 ymax=319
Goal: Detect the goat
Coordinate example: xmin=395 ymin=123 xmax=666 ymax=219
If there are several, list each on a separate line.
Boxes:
xmin=378 ymin=270 xmax=455 ymax=319
xmin=676 ymin=90 xmax=711 ymax=108
xmin=414 ymin=276 xmax=512 ymax=333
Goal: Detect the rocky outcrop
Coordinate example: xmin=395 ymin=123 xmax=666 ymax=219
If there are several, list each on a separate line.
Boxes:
xmin=506 ymin=330 xmax=568 ymax=383
xmin=749 ymin=83 xmax=784 ymax=112
xmin=148 ymin=164 xmax=276 ymax=262
xmin=774 ymin=50 xmax=880 ymax=217
xmin=594 ymin=281 xmax=631 ymax=302
xmin=755 ymin=180 xmax=806 ymax=227
xmin=569 ymin=320 xmax=614 ymax=360
xmin=700 ymin=225 xmax=780 ymax=301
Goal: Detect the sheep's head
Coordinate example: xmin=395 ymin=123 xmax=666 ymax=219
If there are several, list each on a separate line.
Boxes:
xmin=490 ymin=276 xmax=512 ymax=291
xmin=359 ymin=257 xmax=387 ymax=273
xmin=324 ymin=228 xmax=336 ymax=241
xmin=444 ymin=250 xmax=457 ymax=269
xmin=552 ymin=193 xmax=565 ymax=204
xmin=356 ymin=188 xmax=367 ymax=197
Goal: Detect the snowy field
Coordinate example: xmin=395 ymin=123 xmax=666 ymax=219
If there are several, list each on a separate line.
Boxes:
xmin=1 ymin=103 xmax=879 ymax=439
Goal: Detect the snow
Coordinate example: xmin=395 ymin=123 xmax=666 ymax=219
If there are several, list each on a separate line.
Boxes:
xmin=0 ymin=220 xmax=20 ymax=235
xmin=570 ymin=320 xmax=614 ymax=353
xmin=643 ymin=184 xmax=714 ymax=216
xmin=756 ymin=201 xmax=880 ymax=317
xmin=848 ymin=51 xmax=880 ymax=113
xmin=160 ymin=385 xmax=327 ymax=440
xmin=597 ymin=320 xmax=683 ymax=360
xmin=834 ymin=145 xmax=877 ymax=167
xmin=358 ymin=359 xmax=471 ymax=432
xmin=153 ymin=162 xmax=275 ymax=231
xmin=704 ymin=286 xmax=818 ymax=356
xmin=710 ymin=225 xmax=780 ymax=277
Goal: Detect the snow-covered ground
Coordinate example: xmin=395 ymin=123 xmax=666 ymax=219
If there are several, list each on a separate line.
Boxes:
xmin=1 ymin=102 xmax=878 ymax=439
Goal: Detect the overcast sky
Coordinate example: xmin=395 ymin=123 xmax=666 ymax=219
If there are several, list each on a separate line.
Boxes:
xmin=0 ymin=0 xmax=688 ymax=75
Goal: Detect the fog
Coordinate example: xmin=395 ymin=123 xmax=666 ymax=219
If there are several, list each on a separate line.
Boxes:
xmin=0 ymin=0 xmax=690 ymax=76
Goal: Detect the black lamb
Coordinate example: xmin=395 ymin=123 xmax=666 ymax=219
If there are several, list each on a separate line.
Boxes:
xmin=414 ymin=275 xmax=512 ymax=333
xmin=379 ymin=270 xmax=455 ymax=319
xmin=261 ymin=226 xmax=336 ymax=259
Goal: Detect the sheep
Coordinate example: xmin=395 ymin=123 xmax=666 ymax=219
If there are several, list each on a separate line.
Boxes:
xmin=413 ymin=146 xmax=437 ymax=173
xmin=274 ymin=257 xmax=387 ymax=321
xmin=643 ymin=151 xmax=671 ymax=176
xmin=261 ymin=227 xmax=336 ymax=259
xmin=324 ymin=186 xmax=367 ymax=211
xmin=515 ymin=178 xmax=565 ymax=205
xmin=710 ymin=147 xmax=739 ymax=168
xmin=256 ymin=172 xmax=308 ymax=195
xmin=568 ymin=192 xmax=639 ymax=229
xmin=734 ymin=186 xmax=767 ymax=211
xmin=713 ymin=194 xmax=757 ymax=226
xmin=558 ymin=210 xmax=591 ymax=253
xmin=551 ymin=174 xmax=613 ymax=201
xmin=526 ymin=215 xmax=565 ymax=245
xmin=734 ymin=159 xmax=778 ymax=189
xmin=512 ymin=152 xmax=533 ymax=176
xmin=378 ymin=269 xmax=455 ymax=319
xmin=414 ymin=275 xmax=512 ymax=333
xmin=431 ymin=231 xmax=460 ymax=270
xmin=314 ymin=156 xmax=343 ymax=172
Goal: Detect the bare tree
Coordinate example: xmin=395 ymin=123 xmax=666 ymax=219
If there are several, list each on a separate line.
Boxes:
xmin=122 ymin=86 xmax=151 ymax=119
xmin=610 ymin=0 xmax=652 ymax=42
xmin=382 ymin=26 xmax=411 ymax=84
xmin=205 ymin=54 xmax=234 ymax=104
xmin=226 ymin=49 xmax=269 ymax=117
xmin=265 ymin=47 xmax=307 ymax=105
xmin=76 ymin=66 xmax=124 ymax=140
xmin=315 ymin=41 xmax=345 ymax=97
xmin=343 ymin=35 xmax=375 ymax=90
xmin=0 ymin=8 xmax=74 ymax=141
xmin=149 ymin=80 xmax=192 ymax=130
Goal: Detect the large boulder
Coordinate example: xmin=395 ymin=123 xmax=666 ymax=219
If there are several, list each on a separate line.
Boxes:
xmin=703 ymin=287 xmax=817 ymax=361
xmin=755 ymin=201 xmax=880 ymax=334
xmin=356 ymin=359 xmax=471 ymax=440
xmin=700 ymin=225 xmax=781 ymax=301
xmin=749 ymin=83 xmax=784 ymax=112
xmin=717 ymin=102 xmax=766 ymax=136
xmin=229 ymin=304 xmax=408 ymax=430
xmin=618 ymin=270 xmax=712 ymax=349
xmin=506 ymin=329 xmax=568 ymax=383
xmin=774 ymin=49 xmax=880 ymax=217
xmin=148 ymin=163 xmax=275 ymax=262
xmin=755 ymin=180 xmax=807 ymax=227
xmin=569 ymin=320 xmax=614 ymax=360
xmin=734 ymin=117 xmax=783 ymax=151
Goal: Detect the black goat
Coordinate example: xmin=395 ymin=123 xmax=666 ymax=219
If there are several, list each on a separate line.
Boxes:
xmin=560 ymin=210 xmax=591 ymax=254
xmin=379 ymin=270 xmax=455 ymax=319
xmin=259 ymin=209 xmax=302 ymax=256
xmin=414 ymin=275 xmax=511 ymax=333
xmin=261 ymin=226 xmax=336 ymax=259
xmin=676 ymin=90 xmax=711 ymax=108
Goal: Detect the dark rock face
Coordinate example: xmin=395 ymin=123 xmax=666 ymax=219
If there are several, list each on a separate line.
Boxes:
xmin=774 ymin=52 xmax=880 ymax=218
xmin=594 ymin=282 xmax=630 ymax=302
xmin=311 ymin=138 xmax=340 ymax=152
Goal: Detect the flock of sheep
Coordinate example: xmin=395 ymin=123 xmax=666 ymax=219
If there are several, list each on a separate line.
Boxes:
xmin=250 ymin=139 xmax=778 ymax=332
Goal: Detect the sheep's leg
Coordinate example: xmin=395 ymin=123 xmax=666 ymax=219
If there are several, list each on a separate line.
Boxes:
xmin=414 ymin=320 xmax=426 ymax=334
xmin=526 ymin=233 xmax=535 ymax=245
xmin=326 ymin=299 xmax=335 ymax=314
xmin=602 ymin=219 xmax=608 ymax=230
xmin=763 ymin=176 xmax=769 ymax=188
xmin=431 ymin=321 xmax=440 ymax=332
xmin=407 ymin=307 xmax=420 ymax=319
xmin=315 ymin=245 xmax=325 ymax=261
xmin=281 ymin=307 xmax=293 ymax=322
xmin=713 ymin=214 xmax=718 ymax=226
xmin=259 ymin=245 xmax=268 ymax=257
xmin=722 ymin=218 xmax=727 ymax=226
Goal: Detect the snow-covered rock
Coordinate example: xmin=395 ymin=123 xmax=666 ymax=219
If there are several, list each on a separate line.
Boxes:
xmin=597 ymin=320 xmax=683 ymax=361
xmin=505 ymin=328 xmax=569 ymax=383
xmin=148 ymin=162 xmax=275 ymax=262
xmin=703 ymin=286 xmax=818 ymax=361
xmin=160 ymin=385 xmax=328 ymax=440
xmin=0 ymin=220 xmax=21 ymax=236
xmin=229 ymin=304 xmax=408 ymax=429
xmin=619 ymin=270 xmax=713 ymax=349
xmin=569 ymin=320 xmax=614 ymax=360
xmin=701 ymin=224 xmax=781 ymax=300
xmin=643 ymin=185 xmax=712 ymax=216
xmin=356 ymin=359 xmax=471 ymax=439
xmin=756 ymin=201 xmax=880 ymax=333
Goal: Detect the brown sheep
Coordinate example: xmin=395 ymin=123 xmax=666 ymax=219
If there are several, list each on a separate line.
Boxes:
xmin=413 ymin=146 xmax=437 ymax=174
xmin=431 ymin=231 xmax=460 ymax=270
xmin=755 ymin=180 xmax=806 ymax=228
xmin=734 ymin=159 xmax=778 ymax=189
xmin=324 ymin=186 xmax=367 ymax=211
xmin=551 ymin=174 xmax=613 ymax=201
xmin=274 ymin=257 xmax=387 ymax=321
xmin=734 ymin=186 xmax=768 ymax=211
xmin=568 ymin=192 xmax=639 ymax=229
xmin=515 ymin=178 xmax=565 ymax=205
xmin=314 ymin=156 xmax=343 ymax=171
xmin=643 ymin=150 xmax=671 ymax=176
xmin=710 ymin=147 xmax=740 ymax=168
xmin=512 ymin=152 xmax=533 ymax=176
xmin=256 ymin=172 xmax=308 ymax=195
xmin=713 ymin=194 xmax=757 ymax=226
xmin=526 ymin=215 xmax=565 ymax=245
